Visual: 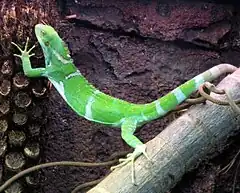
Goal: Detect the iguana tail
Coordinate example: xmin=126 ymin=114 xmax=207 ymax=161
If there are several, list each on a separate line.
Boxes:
xmin=140 ymin=64 xmax=237 ymax=121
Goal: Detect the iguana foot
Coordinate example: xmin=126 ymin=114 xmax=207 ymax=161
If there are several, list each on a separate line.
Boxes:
xmin=110 ymin=144 xmax=150 ymax=184
xmin=11 ymin=37 xmax=35 ymax=59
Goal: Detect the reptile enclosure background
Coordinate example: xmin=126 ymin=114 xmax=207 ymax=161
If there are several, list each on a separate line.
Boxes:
xmin=1 ymin=0 xmax=240 ymax=192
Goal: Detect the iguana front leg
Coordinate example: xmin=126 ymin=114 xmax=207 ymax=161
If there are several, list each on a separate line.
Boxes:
xmin=11 ymin=38 xmax=46 ymax=77
xmin=110 ymin=118 xmax=150 ymax=184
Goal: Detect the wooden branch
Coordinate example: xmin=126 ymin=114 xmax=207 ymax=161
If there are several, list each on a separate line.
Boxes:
xmin=88 ymin=68 xmax=240 ymax=193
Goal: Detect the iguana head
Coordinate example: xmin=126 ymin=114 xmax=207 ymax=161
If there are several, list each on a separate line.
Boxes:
xmin=35 ymin=24 xmax=73 ymax=67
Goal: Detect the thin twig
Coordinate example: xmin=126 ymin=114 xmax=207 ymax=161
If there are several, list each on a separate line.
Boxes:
xmin=71 ymin=178 xmax=103 ymax=193
xmin=0 ymin=160 xmax=118 ymax=192
xmin=232 ymin=159 xmax=240 ymax=193
xmin=219 ymin=149 xmax=240 ymax=174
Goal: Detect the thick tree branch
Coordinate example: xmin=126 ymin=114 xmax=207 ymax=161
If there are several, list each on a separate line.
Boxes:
xmin=88 ymin=68 xmax=240 ymax=193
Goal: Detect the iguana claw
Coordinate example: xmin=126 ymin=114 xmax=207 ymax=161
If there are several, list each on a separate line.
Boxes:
xmin=110 ymin=144 xmax=150 ymax=184
xmin=11 ymin=37 xmax=35 ymax=59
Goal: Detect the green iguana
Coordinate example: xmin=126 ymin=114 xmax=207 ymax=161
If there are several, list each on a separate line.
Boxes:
xmin=11 ymin=24 xmax=237 ymax=184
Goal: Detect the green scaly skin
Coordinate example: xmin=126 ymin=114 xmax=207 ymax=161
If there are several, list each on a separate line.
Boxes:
xmin=11 ymin=24 xmax=237 ymax=184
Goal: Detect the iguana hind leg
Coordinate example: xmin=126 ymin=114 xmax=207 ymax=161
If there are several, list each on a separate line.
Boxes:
xmin=110 ymin=118 xmax=150 ymax=184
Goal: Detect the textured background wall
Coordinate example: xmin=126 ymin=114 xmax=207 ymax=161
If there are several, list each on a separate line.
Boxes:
xmin=1 ymin=0 xmax=240 ymax=192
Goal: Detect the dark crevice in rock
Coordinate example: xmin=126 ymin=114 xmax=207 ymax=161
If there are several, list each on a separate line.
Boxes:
xmin=69 ymin=18 xmax=141 ymax=40
xmin=68 ymin=18 xmax=232 ymax=54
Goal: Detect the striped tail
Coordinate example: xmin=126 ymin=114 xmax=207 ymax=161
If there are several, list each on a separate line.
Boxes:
xmin=152 ymin=63 xmax=237 ymax=118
